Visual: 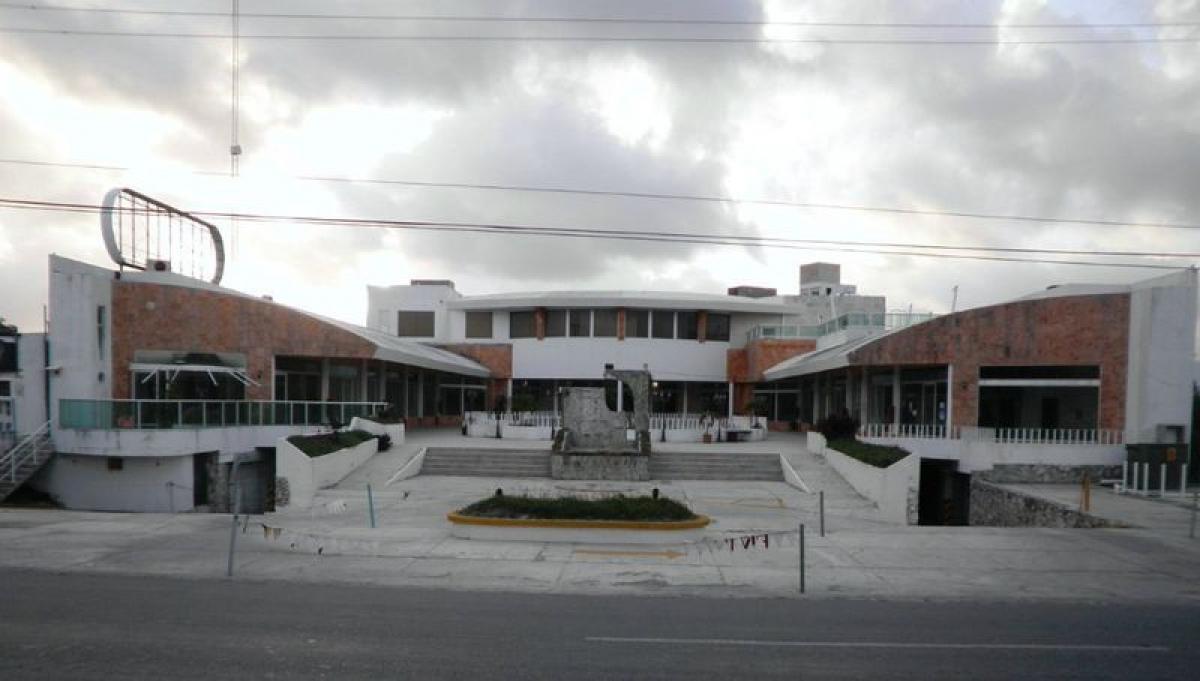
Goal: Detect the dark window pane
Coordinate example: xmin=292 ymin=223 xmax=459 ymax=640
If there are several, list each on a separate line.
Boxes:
xmin=593 ymin=309 xmax=618 ymax=337
xmin=979 ymin=365 xmax=1100 ymax=380
xmin=465 ymin=311 xmax=493 ymax=339
xmin=705 ymin=313 xmax=730 ymax=342
xmin=677 ymin=311 xmax=698 ymax=340
xmin=625 ymin=309 xmax=649 ymax=338
xmin=545 ymin=309 xmax=567 ymax=337
xmin=569 ymin=309 xmax=591 ymax=337
xmin=397 ymin=310 xmax=435 ymax=337
xmin=509 ymin=311 xmax=536 ymax=338
xmin=652 ymin=310 xmax=674 ymax=339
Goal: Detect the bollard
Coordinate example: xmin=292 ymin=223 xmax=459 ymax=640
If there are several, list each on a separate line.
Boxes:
xmin=819 ymin=490 xmax=825 ymax=537
xmin=1160 ymin=464 xmax=1167 ymax=498
xmin=1143 ymin=463 xmax=1151 ymax=495
xmin=1080 ymin=474 xmax=1091 ymax=513
xmin=367 ymin=484 xmax=376 ymax=529
xmin=799 ymin=523 xmax=806 ymax=594
xmin=1121 ymin=461 xmax=1128 ymax=494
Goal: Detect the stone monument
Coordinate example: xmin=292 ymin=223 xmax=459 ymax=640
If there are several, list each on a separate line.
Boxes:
xmin=550 ymin=365 xmax=652 ymax=480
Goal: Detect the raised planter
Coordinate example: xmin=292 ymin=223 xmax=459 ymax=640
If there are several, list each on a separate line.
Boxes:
xmin=349 ymin=416 xmax=405 ymax=447
xmin=823 ymin=444 xmax=918 ymax=525
xmin=446 ymin=512 xmax=711 ymax=544
xmin=275 ymin=434 xmax=378 ymax=509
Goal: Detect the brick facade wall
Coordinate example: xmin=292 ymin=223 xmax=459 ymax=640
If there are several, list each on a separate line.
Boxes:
xmin=727 ymin=339 xmax=818 ymax=383
xmin=848 ymin=293 xmax=1130 ymax=430
xmin=439 ymin=343 xmax=513 ymax=410
xmin=111 ymin=281 xmax=376 ymax=400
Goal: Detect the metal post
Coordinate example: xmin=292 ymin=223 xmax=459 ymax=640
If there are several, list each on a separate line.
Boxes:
xmin=1121 ymin=461 xmax=1128 ymax=494
xmin=1143 ymin=463 xmax=1150 ymax=495
xmin=1160 ymin=463 xmax=1167 ymax=498
xmin=819 ymin=490 xmax=825 ymax=537
xmin=798 ymin=523 xmax=806 ymax=594
xmin=367 ymin=484 xmax=376 ymax=529
xmin=226 ymin=452 xmax=243 ymax=577
xmin=1181 ymin=465 xmax=1188 ymax=497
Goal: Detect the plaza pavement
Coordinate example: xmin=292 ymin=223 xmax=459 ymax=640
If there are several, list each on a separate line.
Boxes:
xmin=1 ymin=430 xmax=1198 ymax=602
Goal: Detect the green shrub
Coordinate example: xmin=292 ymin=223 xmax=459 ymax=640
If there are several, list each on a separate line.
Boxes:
xmin=828 ymin=438 xmax=909 ymax=468
xmin=287 ymin=429 xmax=375 ymax=458
xmin=458 ymin=494 xmax=697 ymax=521
xmin=817 ymin=413 xmax=859 ymax=440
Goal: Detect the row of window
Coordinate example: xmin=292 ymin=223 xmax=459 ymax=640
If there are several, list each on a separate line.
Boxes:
xmin=508 ymin=309 xmax=730 ymax=341
xmin=395 ymin=308 xmax=732 ymax=341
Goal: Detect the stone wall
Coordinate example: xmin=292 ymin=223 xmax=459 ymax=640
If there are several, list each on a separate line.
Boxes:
xmin=969 ymin=478 xmax=1121 ymax=528
xmin=551 ymin=453 xmax=650 ymax=481
xmin=978 ymin=463 xmax=1122 ymax=485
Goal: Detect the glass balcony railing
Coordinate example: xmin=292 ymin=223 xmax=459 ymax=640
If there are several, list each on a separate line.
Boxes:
xmin=747 ymin=311 xmax=936 ymax=341
xmin=59 ymin=399 xmax=388 ymax=430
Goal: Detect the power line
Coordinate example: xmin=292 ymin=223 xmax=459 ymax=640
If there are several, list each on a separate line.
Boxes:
xmin=2 ymin=2 xmax=1196 ymax=29
xmin=1 ymin=25 xmax=1197 ymax=45
xmin=0 ymin=196 xmax=1190 ymax=270
xmin=1 ymin=156 xmax=1196 ymax=232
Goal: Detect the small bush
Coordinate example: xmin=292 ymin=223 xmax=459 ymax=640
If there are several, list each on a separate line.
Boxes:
xmin=457 ymin=494 xmax=697 ymax=522
xmin=376 ymin=433 xmax=392 ymax=452
xmin=828 ymin=438 xmax=909 ymax=468
xmin=816 ymin=413 xmax=859 ymax=440
xmin=288 ymin=429 xmax=375 ymax=458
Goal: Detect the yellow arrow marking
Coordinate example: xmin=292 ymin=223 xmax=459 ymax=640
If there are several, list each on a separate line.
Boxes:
xmin=574 ymin=548 xmax=687 ymax=560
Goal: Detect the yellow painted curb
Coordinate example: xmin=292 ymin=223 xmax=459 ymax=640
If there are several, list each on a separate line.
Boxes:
xmin=446 ymin=512 xmax=711 ymax=531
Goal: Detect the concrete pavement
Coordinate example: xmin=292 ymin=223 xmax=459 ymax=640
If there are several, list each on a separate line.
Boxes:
xmin=3 ymin=430 xmax=1199 ymax=602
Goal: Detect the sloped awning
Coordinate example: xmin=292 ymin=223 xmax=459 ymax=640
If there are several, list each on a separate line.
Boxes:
xmin=761 ymin=331 xmax=891 ymax=382
xmin=130 ymin=362 xmax=261 ymax=387
xmin=313 ymin=316 xmax=491 ymax=378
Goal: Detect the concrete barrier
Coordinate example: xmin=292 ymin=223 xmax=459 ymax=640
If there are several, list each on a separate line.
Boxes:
xmin=823 ymin=444 xmax=918 ymax=525
xmin=349 ymin=417 xmax=405 ymax=447
xmin=275 ymin=435 xmax=378 ymax=509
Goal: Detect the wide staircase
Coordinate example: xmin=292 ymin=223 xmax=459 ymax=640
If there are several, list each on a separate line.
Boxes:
xmin=420 ymin=447 xmax=552 ymax=478
xmin=0 ymin=421 xmax=55 ymax=503
xmin=649 ymin=452 xmax=783 ymax=481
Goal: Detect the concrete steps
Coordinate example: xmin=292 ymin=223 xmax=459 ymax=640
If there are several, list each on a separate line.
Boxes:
xmin=0 ymin=451 xmax=55 ymax=503
xmin=650 ymin=452 xmax=783 ymax=481
xmin=420 ymin=447 xmax=551 ymax=478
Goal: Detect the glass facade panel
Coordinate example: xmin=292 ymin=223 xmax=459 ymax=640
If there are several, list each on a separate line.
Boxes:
xmin=677 ymin=311 xmax=699 ymax=340
xmin=593 ymin=309 xmax=618 ymax=337
xmin=397 ymin=310 xmax=435 ymax=337
xmin=652 ymin=310 xmax=674 ymax=339
xmin=465 ymin=311 xmax=493 ymax=339
xmin=625 ymin=309 xmax=649 ymax=338
xmin=569 ymin=309 xmax=591 ymax=337
xmin=545 ymin=309 xmax=567 ymax=337
xmin=705 ymin=313 xmax=730 ymax=341
xmin=509 ymin=311 xmax=536 ymax=338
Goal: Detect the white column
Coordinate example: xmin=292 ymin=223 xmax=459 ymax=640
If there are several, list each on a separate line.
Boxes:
xmin=859 ymin=368 xmax=869 ymax=422
xmin=320 ymin=358 xmax=330 ymax=401
xmin=417 ymin=370 xmax=424 ymax=417
xmin=891 ymin=366 xmax=901 ymax=432
xmin=682 ymin=383 xmax=688 ymax=415
xmin=360 ymin=358 xmax=369 ymax=402
xmin=727 ymin=381 xmax=734 ymax=418
xmin=811 ymin=376 xmax=819 ymax=422
xmin=616 ymin=380 xmax=624 ymax=412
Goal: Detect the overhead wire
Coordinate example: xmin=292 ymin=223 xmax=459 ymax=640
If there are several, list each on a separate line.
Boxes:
xmin=0 ymin=197 xmax=1191 ymax=270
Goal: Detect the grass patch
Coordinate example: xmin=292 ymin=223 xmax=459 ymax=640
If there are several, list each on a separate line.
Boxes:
xmin=458 ymin=494 xmax=697 ymax=522
xmin=287 ymin=429 xmax=375 ymax=458
xmin=828 ymin=438 xmax=909 ymax=468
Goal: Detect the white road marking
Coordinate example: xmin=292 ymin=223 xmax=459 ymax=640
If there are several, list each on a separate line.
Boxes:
xmin=585 ymin=637 xmax=1170 ymax=652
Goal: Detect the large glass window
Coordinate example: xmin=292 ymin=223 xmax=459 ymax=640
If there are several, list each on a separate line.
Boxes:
xmin=625 ymin=309 xmax=649 ymax=338
xmin=545 ymin=309 xmax=567 ymax=337
xmin=397 ymin=310 xmax=435 ymax=337
xmin=569 ymin=309 xmax=591 ymax=337
xmin=593 ymin=309 xmax=618 ymax=337
xmin=705 ymin=313 xmax=731 ymax=342
xmin=509 ymin=311 xmax=536 ymax=338
xmin=677 ymin=311 xmax=699 ymax=340
xmin=652 ymin=310 xmax=674 ymax=339
xmin=465 ymin=311 xmax=493 ymax=339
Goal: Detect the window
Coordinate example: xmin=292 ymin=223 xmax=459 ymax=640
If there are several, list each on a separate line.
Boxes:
xmin=0 ymin=381 xmax=9 ymax=396
xmin=652 ymin=310 xmax=674 ymax=339
xmin=545 ymin=309 xmax=567 ymax=337
xmin=107 ymin=457 xmax=124 ymax=471
xmin=677 ymin=311 xmax=699 ymax=340
xmin=705 ymin=313 xmax=731 ymax=342
xmin=397 ymin=310 xmax=435 ymax=337
xmin=625 ymin=309 xmax=649 ymax=338
xmin=97 ymin=305 xmax=106 ymax=359
xmin=509 ymin=311 xmax=536 ymax=338
xmin=569 ymin=309 xmax=591 ymax=337
xmin=465 ymin=311 xmax=493 ymax=339
xmin=593 ymin=309 xmax=618 ymax=337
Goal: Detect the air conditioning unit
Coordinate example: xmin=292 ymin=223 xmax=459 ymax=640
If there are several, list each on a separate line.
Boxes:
xmin=147 ymin=259 xmax=172 ymax=273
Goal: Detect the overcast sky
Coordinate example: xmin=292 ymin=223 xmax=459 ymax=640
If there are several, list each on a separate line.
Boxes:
xmin=1 ymin=0 xmax=1198 ymax=331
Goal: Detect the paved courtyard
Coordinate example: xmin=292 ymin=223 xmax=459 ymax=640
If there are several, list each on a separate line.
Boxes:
xmin=2 ymin=430 xmax=1199 ymax=602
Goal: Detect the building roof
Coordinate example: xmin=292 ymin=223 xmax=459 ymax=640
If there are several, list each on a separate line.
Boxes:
xmin=445 ymin=290 xmax=800 ymax=314
xmin=761 ymin=330 xmax=894 ymax=381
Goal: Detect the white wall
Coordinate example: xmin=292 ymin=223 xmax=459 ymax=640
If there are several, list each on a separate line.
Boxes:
xmin=1125 ymin=269 xmax=1198 ymax=444
xmin=511 ymin=337 xmax=730 ymax=382
xmin=54 ymin=424 xmax=318 ymax=457
xmin=35 ymin=453 xmax=193 ymax=512
xmin=366 ymin=283 xmax=459 ymax=339
xmin=47 ymin=255 xmax=113 ymax=424
xmin=2 ymin=333 xmax=48 ymax=435
xmin=275 ymin=435 xmax=378 ymax=508
xmin=860 ymin=436 xmax=1125 ymax=473
xmin=823 ymin=444 xmax=918 ymax=525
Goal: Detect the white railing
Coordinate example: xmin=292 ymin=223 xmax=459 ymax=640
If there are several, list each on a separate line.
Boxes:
xmin=858 ymin=422 xmax=1123 ymax=445
xmin=464 ymin=411 xmax=769 ymax=438
xmin=465 ymin=411 xmax=561 ymax=428
xmin=992 ymin=428 xmax=1123 ymax=445
xmin=60 ymin=399 xmax=388 ymax=430
xmin=858 ymin=423 xmax=954 ymax=440
xmin=0 ymin=420 xmax=52 ymax=483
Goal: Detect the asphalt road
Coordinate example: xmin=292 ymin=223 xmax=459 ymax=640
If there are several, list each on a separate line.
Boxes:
xmin=0 ymin=568 xmax=1196 ymax=680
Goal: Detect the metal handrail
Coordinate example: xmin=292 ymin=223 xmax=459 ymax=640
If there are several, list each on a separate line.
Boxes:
xmin=59 ymin=399 xmax=388 ymax=430
xmin=0 ymin=420 xmax=52 ymax=483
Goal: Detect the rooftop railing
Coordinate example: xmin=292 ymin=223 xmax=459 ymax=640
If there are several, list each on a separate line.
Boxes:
xmin=747 ymin=311 xmax=936 ymax=342
xmin=59 ymin=399 xmax=388 ymax=430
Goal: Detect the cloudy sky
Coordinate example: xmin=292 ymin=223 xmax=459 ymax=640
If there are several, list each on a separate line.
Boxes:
xmin=0 ymin=0 xmax=1197 ymax=331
